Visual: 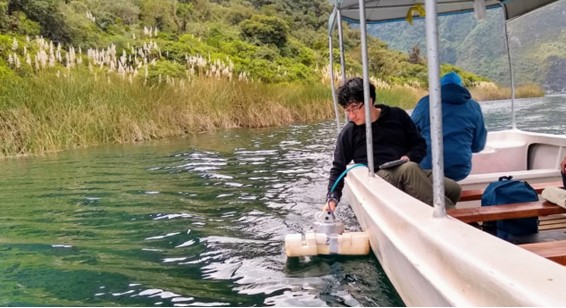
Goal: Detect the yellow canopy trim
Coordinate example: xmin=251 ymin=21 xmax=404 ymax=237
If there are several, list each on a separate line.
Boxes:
xmin=405 ymin=3 xmax=426 ymax=25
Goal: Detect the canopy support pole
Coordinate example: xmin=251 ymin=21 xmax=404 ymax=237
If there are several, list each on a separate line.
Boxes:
xmin=337 ymin=9 xmax=348 ymax=123
xmin=425 ymin=0 xmax=447 ymax=218
xmin=500 ymin=3 xmax=517 ymax=129
xmin=328 ymin=7 xmax=341 ymax=133
xmin=358 ymin=0 xmax=375 ymax=177
xmin=337 ymin=10 xmax=347 ymax=82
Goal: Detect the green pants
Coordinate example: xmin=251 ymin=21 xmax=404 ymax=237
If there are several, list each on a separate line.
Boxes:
xmin=377 ymin=161 xmax=461 ymax=209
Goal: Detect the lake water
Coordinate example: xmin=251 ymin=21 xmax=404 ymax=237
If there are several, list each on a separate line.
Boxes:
xmin=481 ymin=95 xmax=566 ymax=134
xmin=1 ymin=95 xmax=564 ymax=307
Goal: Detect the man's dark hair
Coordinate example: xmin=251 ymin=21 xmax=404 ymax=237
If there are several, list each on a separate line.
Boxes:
xmin=337 ymin=77 xmax=376 ymax=107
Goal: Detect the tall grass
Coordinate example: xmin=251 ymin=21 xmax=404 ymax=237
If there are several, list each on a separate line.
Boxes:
xmin=376 ymin=85 xmax=426 ymax=110
xmin=470 ymin=83 xmax=544 ymax=101
xmin=375 ymin=82 xmax=545 ymax=109
xmin=0 ymin=70 xmax=439 ymax=158
xmin=0 ymin=70 xmax=334 ymax=158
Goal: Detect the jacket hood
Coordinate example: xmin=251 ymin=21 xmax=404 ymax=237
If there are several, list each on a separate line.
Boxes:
xmin=440 ymin=72 xmax=462 ymax=86
xmin=441 ymin=84 xmax=472 ymax=105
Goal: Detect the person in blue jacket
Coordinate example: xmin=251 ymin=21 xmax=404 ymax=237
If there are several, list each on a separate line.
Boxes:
xmin=411 ymin=72 xmax=487 ymax=181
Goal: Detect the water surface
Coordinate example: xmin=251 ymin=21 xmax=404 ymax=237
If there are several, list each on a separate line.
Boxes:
xmin=0 ymin=122 xmax=401 ymax=306
xmin=1 ymin=95 xmax=564 ymax=306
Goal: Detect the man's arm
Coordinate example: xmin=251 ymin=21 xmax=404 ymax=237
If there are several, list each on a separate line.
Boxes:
xmin=327 ymin=127 xmax=354 ymax=204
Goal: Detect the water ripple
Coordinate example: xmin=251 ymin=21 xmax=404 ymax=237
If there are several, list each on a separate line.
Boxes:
xmin=0 ymin=119 xmax=426 ymax=306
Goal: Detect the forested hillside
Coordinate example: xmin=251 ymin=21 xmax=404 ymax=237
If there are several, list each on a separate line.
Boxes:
xmin=369 ymin=0 xmax=566 ymax=93
xmin=0 ymin=0 xmax=488 ymax=87
xmin=0 ymin=0 xmax=330 ymax=83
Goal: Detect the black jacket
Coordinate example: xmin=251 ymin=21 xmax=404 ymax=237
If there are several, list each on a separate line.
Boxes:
xmin=327 ymin=104 xmax=426 ymax=201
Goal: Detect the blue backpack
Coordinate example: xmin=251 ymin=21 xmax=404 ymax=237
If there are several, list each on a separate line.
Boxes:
xmin=481 ymin=176 xmax=539 ymax=241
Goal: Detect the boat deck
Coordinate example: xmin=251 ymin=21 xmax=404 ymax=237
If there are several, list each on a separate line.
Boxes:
xmin=451 ymin=184 xmax=566 ymax=265
xmin=455 ymin=182 xmax=566 ymax=233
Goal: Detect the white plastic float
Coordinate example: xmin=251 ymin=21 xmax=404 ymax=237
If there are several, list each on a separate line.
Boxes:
xmin=284 ymin=211 xmax=370 ymax=257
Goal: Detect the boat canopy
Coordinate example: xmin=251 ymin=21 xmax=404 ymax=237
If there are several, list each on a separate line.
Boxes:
xmin=326 ymin=0 xmax=561 ymax=215
xmin=330 ymin=0 xmax=560 ymax=24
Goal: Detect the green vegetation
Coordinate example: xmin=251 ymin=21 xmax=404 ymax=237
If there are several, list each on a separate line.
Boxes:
xmin=0 ymin=0 xmax=494 ymax=85
xmin=0 ymin=0 xmax=527 ymax=158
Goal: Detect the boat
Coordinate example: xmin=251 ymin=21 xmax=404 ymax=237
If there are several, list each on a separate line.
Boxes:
xmin=326 ymin=0 xmax=566 ymax=305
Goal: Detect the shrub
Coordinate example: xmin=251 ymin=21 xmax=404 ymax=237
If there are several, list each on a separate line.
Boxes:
xmin=0 ymin=0 xmax=8 ymax=32
xmin=10 ymin=11 xmax=41 ymax=36
xmin=240 ymin=14 xmax=289 ymax=48
xmin=0 ymin=64 xmax=17 ymax=84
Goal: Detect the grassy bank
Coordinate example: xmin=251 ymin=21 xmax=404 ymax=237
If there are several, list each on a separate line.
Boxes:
xmin=0 ymin=74 xmax=427 ymax=158
xmin=0 ymin=70 xmax=337 ymax=158
xmin=470 ymin=83 xmax=544 ymax=101
xmin=0 ymin=69 xmax=546 ymax=158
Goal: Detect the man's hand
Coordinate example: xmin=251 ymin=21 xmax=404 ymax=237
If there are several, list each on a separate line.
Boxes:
xmin=400 ymin=155 xmax=410 ymax=162
xmin=561 ymin=156 xmax=566 ymax=173
xmin=322 ymin=199 xmax=337 ymax=213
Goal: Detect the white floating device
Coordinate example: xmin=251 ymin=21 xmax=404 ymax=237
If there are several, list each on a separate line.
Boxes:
xmin=284 ymin=211 xmax=370 ymax=257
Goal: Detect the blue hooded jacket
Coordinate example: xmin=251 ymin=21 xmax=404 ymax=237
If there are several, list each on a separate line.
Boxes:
xmin=411 ymin=73 xmax=487 ymax=181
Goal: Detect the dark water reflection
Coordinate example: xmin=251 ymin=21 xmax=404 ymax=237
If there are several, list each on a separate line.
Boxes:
xmin=0 ymin=122 xmax=402 ymax=306
xmin=1 ymin=95 xmax=564 ymax=307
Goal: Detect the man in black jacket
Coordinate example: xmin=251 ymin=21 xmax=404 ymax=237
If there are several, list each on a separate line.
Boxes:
xmin=325 ymin=77 xmax=461 ymax=212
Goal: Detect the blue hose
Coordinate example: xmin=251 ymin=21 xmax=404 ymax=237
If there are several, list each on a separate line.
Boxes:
xmin=325 ymin=163 xmax=367 ymax=219
xmin=329 ymin=163 xmax=367 ymax=194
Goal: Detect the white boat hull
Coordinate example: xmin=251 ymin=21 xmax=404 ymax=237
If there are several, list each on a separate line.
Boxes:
xmin=344 ymin=129 xmax=566 ymax=306
xmin=461 ymin=129 xmax=566 ymax=189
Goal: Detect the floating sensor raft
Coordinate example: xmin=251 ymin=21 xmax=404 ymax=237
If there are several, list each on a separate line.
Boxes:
xmin=284 ymin=211 xmax=370 ymax=257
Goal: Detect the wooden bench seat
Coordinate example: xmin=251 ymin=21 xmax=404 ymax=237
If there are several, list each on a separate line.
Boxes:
xmin=459 ymin=181 xmax=562 ymax=202
xmin=520 ymin=240 xmax=566 ymax=265
xmin=451 ymin=180 xmax=566 ymax=265
xmin=447 ymin=200 xmax=566 ymax=223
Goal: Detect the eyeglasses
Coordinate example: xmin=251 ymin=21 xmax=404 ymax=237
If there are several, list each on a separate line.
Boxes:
xmin=344 ymin=103 xmax=364 ymax=113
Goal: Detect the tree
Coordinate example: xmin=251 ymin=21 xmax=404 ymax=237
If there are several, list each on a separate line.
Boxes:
xmin=408 ymin=44 xmax=421 ymax=64
xmin=80 ymin=0 xmax=140 ymax=32
xmin=59 ymin=1 xmax=102 ymax=47
xmin=174 ymin=2 xmax=192 ymax=33
xmin=240 ymin=14 xmax=288 ymax=48
xmin=139 ymin=0 xmax=176 ymax=32
xmin=190 ymin=0 xmax=211 ymax=22
xmin=0 ymin=0 xmax=9 ymax=32
xmin=8 ymin=0 xmax=71 ymax=43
